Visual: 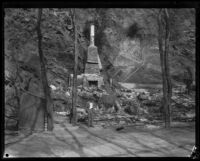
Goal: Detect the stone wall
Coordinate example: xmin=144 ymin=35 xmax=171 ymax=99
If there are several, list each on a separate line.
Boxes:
xmin=85 ymin=63 xmax=100 ymax=74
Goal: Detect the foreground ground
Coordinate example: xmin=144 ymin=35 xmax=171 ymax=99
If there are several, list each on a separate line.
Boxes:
xmin=4 ymin=115 xmax=195 ymax=157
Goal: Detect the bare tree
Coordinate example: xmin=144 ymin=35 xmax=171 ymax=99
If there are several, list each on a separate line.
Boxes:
xmin=157 ymin=9 xmax=172 ymax=128
xmin=37 ymin=8 xmax=54 ymax=131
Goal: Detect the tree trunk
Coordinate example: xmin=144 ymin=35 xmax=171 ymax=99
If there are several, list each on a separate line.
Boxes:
xmin=164 ymin=9 xmax=172 ymax=127
xmin=71 ymin=8 xmax=78 ymax=125
xmin=37 ymin=8 xmax=54 ymax=131
xmin=158 ymin=9 xmax=172 ymax=128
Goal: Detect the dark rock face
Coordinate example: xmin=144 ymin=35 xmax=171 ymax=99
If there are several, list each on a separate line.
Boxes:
xmin=19 ymin=93 xmax=45 ymax=134
xmin=18 ymin=78 xmax=45 ymax=134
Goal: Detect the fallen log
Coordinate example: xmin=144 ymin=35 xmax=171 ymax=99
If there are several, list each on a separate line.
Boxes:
xmin=93 ymin=115 xmax=137 ymax=122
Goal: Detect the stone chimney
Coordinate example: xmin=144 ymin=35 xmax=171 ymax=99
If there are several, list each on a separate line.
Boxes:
xmin=83 ymin=24 xmax=104 ymax=88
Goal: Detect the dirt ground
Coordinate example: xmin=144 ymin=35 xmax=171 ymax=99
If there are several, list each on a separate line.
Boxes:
xmin=4 ymin=115 xmax=195 ymax=157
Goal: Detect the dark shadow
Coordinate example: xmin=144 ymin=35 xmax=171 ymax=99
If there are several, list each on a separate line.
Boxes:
xmin=30 ymin=104 xmax=41 ymax=132
xmin=126 ymin=128 xmax=193 ymax=156
xmin=5 ymin=133 xmax=32 ymax=148
xmin=8 ymin=133 xmax=59 ymax=157
xmin=18 ymin=93 xmax=44 ymax=133
xmin=50 ymin=122 xmax=87 ymax=157
xmin=128 ymin=134 xmax=169 ymax=155
xmin=34 ymin=137 xmax=60 ymax=157
xmin=147 ymin=130 xmax=193 ymax=152
xmin=79 ymin=125 xmax=138 ymax=156
xmin=53 ymin=134 xmax=76 ymax=150
xmin=59 ymin=123 xmax=87 ymax=157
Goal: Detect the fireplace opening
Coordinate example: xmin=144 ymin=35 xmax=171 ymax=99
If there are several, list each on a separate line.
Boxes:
xmin=88 ymin=81 xmax=98 ymax=87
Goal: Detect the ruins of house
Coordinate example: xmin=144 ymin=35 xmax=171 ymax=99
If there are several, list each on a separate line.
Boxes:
xmin=70 ymin=24 xmax=104 ymax=88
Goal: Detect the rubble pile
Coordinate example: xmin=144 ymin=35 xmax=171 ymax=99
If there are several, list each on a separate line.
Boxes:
xmin=171 ymin=87 xmax=195 ymax=122
xmin=53 ymin=84 xmax=195 ymax=128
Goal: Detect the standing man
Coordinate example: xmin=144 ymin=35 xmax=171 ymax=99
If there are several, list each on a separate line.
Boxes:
xmin=65 ymin=88 xmax=71 ymax=97
xmin=86 ymin=101 xmax=94 ymax=127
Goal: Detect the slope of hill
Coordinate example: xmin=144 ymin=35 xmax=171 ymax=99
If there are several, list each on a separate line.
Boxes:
xmin=5 ymin=8 xmax=195 ymax=91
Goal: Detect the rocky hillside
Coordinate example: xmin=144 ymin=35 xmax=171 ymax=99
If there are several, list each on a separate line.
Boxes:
xmin=4 ymin=8 xmax=196 ymax=101
xmin=5 ymin=9 xmax=195 ymax=87
xmin=93 ymin=9 xmax=195 ymax=85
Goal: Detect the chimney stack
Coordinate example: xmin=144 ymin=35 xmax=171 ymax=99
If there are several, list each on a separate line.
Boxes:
xmin=90 ymin=24 xmax=95 ymax=46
